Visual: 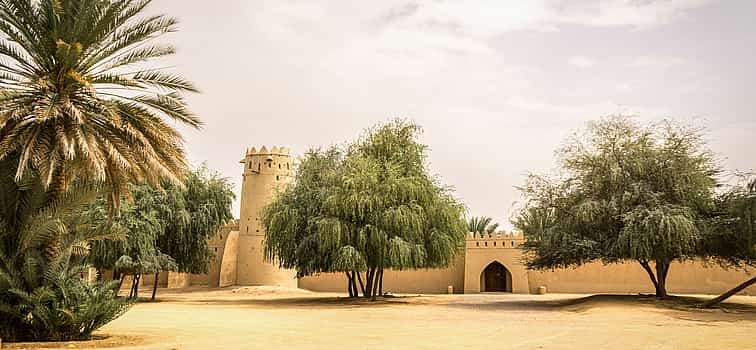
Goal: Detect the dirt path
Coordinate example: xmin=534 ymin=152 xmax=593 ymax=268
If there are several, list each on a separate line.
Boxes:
xmin=7 ymin=287 xmax=756 ymax=350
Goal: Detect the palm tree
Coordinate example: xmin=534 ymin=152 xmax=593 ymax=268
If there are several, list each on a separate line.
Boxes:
xmin=0 ymin=0 xmax=199 ymax=208
xmin=467 ymin=216 xmax=500 ymax=237
xmin=0 ymin=158 xmax=131 ymax=341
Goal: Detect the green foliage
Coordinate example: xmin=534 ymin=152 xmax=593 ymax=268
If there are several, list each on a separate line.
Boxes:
xmin=0 ymin=0 xmax=198 ymax=211
xmin=701 ymin=175 xmax=756 ymax=267
xmin=88 ymin=165 xmax=234 ymax=277
xmin=514 ymin=116 xmax=719 ymax=297
xmin=0 ymin=158 xmax=131 ymax=341
xmin=263 ymin=120 xmax=466 ymax=298
xmin=467 ymin=216 xmax=500 ymax=236
xmin=157 ymin=166 xmax=235 ymax=274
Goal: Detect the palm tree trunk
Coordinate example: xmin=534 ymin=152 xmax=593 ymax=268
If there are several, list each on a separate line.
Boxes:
xmin=702 ymin=276 xmax=756 ymax=307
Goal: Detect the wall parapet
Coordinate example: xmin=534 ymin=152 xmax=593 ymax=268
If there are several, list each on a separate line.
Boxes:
xmin=465 ymin=231 xmax=524 ymax=249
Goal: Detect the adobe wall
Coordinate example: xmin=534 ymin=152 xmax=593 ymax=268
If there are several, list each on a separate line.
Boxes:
xmin=218 ymin=230 xmax=240 ymax=287
xmin=193 ymin=220 xmax=239 ymax=287
xmin=296 ymin=230 xmax=755 ymax=296
xmin=139 ymin=271 xmax=168 ymax=288
xmin=529 ymin=261 xmax=756 ymax=296
xmin=298 ymin=254 xmax=466 ymax=294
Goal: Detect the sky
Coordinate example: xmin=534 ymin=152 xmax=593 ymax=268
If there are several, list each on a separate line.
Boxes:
xmin=150 ymin=0 xmax=755 ymax=228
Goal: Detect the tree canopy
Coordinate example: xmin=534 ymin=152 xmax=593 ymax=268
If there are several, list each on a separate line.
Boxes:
xmin=88 ymin=165 xmax=235 ymax=298
xmin=699 ymin=175 xmax=756 ymax=305
xmin=262 ymin=120 xmax=467 ymax=299
xmin=514 ymin=116 xmax=719 ymax=298
xmin=0 ymin=0 xmax=198 ymax=210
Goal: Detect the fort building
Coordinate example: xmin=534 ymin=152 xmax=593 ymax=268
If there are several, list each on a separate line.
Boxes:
xmin=165 ymin=146 xmax=756 ymax=296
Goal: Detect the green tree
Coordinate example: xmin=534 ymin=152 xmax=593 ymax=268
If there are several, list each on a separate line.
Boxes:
xmin=514 ymin=116 xmax=719 ymax=298
xmin=263 ymin=120 xmax=467 ymax=300
xmin=0 ymin=0 xmax=199 ymax=339
xmin=0 ymin=0 xmax=199 ymax=209
xmin=467 ymin=216 xmax=500 ymax=237
xmin=88 ymin=166 xmax=234 ymax=300
xmin=700 ymin=175 xmax=756 ymax=306
xmin=0 ymin=159 xmax=131 ymax=341
xmin=156 ymin=166 xmax=235 ymax=275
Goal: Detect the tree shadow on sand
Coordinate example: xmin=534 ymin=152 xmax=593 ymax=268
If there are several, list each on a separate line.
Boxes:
xmin=146 ymin=292 xmax=755 ymax=323
xmin=444 ymin=294 xmax=756 ymax=322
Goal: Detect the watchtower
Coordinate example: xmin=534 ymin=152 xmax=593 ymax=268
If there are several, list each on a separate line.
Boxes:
xmin=235 ymin=146 xmax=297 ymax=287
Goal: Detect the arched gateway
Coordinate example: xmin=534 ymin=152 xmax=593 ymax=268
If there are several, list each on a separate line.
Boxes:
xmin=480 ymin=261 xmax=512 ymax=292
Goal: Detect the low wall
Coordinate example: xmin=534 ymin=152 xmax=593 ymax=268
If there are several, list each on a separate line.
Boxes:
xmin=528 ymin=261 xmax=756 ymax=296
xmin=298 ymin=258 xmax=755 ymax=296
xmin=298 ymin=255 xmax=466 ymax=294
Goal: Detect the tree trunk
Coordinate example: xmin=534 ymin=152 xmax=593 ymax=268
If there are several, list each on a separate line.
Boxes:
xmin=132 ymin=274 xmax=141 ymax=299
xmin=151 ymin=272 xmax=159 ymax=300
xmin=638 ymin=260 xmax=659 ymax=292
xmin=364 ymin=268 xmax=375 ymax=298
xmin=356 ymin=271 xmax=366 ymax=295
xmin=654 ymin=260 xmax=670 ymax=299
xmin=128 ymin=275 xmax=135 ymax=299
xmin=345 ymin=272 xmax=354 ymax=297
xmin=638 ymin=259 xmax=671 ymax=298
xmin=371 ymin=272 xmax=379 ymax=301
xmin=702 ymin=276 xmax=756 ymax=307
xmin=378 ymin=268 xmax=384 ymax=296
xmin=117 ymin=275 xmax=125 ymax=297
xmin=350 ymin=272 xmax=359 ymax=298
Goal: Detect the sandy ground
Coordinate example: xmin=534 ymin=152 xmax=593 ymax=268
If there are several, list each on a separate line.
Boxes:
xmin=6 ymin=287 xmax=756 ymax=350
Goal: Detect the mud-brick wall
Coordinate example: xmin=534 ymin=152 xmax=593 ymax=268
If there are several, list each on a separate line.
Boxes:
xmin=298 ymin=254 xmax=466 ymax=294
xmin=527 ymin=261 xmax=756 ymax=296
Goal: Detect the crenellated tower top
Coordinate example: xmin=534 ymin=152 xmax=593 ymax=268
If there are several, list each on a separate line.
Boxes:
xmin=240 ymin=145 xmax=293 ymax=177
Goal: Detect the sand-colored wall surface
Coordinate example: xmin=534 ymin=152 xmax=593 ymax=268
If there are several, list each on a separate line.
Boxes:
xmin=298 ymin=255 xmax=466 ymax=294
xmin=528 ymin=261 xmax=756 ymax=296
xmin=298 ymin=254 xmax=755 ymax=296
xmin=218 ymin=230 xmax=239 ymax=287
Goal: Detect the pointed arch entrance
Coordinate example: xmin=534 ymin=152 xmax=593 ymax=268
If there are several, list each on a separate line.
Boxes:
xmin=480 ymin=261 xmax=512 ymax=292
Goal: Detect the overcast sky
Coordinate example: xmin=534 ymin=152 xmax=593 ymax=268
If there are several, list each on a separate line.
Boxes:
xmin=151 ymin=0 xmax=755 ymax=228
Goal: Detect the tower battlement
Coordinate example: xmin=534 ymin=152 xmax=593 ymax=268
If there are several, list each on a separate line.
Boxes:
xmin=466 ymin=231 xmax=524 ymax=249
xmin=244 ymin=145 xmax=291 ymax=155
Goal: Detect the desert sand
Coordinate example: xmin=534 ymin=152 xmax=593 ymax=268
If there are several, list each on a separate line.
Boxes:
xmin=6 ymin=286 xmax=756 ymax=350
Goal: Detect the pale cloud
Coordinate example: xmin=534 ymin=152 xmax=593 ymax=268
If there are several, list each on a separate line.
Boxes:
xmin=549 ymin=0 xmax=712 ymax=30
xmin=567 ymin=56 xmax=594 ymax=68
xmin=629 ymin=55 xmax=689 ymax=68
xmin=246 ymin=0 xmax=712 ymax=57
